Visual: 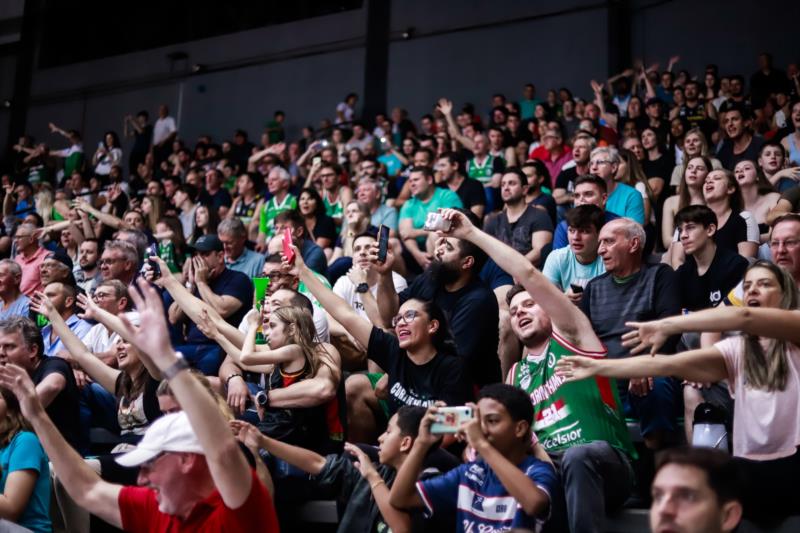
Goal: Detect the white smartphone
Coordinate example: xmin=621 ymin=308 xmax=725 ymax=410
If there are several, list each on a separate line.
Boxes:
xmin=430 ymin=406 xmax=474 ymax=434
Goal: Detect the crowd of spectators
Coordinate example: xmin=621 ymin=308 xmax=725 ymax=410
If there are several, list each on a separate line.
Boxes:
xmin=0 ymin=51 xmax=797 ymax=532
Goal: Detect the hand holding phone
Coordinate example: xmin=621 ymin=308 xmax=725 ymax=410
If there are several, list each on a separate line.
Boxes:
xmin=377 ymin=225 xmax=389 ymax=263
xmin=430 ymin=406 xmax=474 ymax=434
xmin=282 ymin=228 xmax=296 ymax=264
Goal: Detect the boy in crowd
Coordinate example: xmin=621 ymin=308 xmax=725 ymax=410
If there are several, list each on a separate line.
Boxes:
xmin=390 ymin=384 xmax=558 ymax=532
xmin=230 ymin=406 xmax=438 ymax=533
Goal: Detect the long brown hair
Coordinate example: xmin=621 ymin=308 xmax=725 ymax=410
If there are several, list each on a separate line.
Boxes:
xmin=272 ymin=306 xmax=337 ymax=377
xmin=742 ymin=261 xmax=799 ymax=391
xmin=678 ymin=155 xmax=713 ymax=211
xmin=0 ymin=389 xmax=30 ymax=447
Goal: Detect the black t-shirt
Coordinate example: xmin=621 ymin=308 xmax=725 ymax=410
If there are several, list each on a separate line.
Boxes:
xmin=483 ymin=205 xmax=553 ymax=256
xmin=714 ymin=213 xmax=748 ymax=255
xmin=367 ymin=327 xmax=472 ymax=414
xmin=642 ymin=153 xmax=674 ymax=181
xmin=555 ymin=165 xmax=579 ymax=194
xmin=33 ymin=357 xmax=81 ymax=450
xmin=132 ymin=125 xmax=153 ymax=155
xmin=438 ymin=178 xmax=486 ymax=214
xmin=530 ymin=194 xmax=557 ymax=226
xmin=676 ymin=246 xmax=749 ymax=311
xmin=716 ymin=136 xmax=764 ymax=171
xmin=199 ymin=188 xmax=232 ymax=213
xmin=399 ymin=273 xmax=500 ymax=385
xmin=309 ymin=214 xmax=338 ymax=242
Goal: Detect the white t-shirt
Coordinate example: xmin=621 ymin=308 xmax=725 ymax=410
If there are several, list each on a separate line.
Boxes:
xmin=715 ymin=336 xmax=800 ymax=460
xmin=153 ymin=116 xmax=177 ymax=145
xmin=238 ymin=304 xmax=330 ymax=343
xmin=335 ymin=102 xmax=354 ymax=124
xmin=83 ymin=312 xmax=140 ymax=353
xmin=332 ymin=272 xmax=408 ymax=321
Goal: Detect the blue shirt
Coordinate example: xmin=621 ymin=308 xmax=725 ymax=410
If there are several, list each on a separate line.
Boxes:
xmin=0 ymin=294 xmax=30 ymax=320
xmin=606 ymin=183 xmax=645 ymax=224
xmin=301 ymin=239 xmax=328 ymax=274
xmin=417 ymin=456 xmax=558 ymax=533
xmin=370 ymin=204 xmax=398 ymax=231
xmin=542 ymin=246 xmax=606 ymax=291
xmin=226 ymin=247 xmax=266 ymax=279
xmin=0 ymin=432 xmax=51 ymax=533
xmin=42 ymin=314 xmax=92 ymax=357
xmin=553 ymin=211 xmax=619 ymax=250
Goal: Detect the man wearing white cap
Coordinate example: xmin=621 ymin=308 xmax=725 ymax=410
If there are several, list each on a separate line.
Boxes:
xmin=0 ymin=278 xmax=279 ymax=532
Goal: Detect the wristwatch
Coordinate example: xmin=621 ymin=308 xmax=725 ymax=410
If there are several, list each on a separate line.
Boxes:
xmin=163 ymin=353 xmax=189 ymax=381
xmin=356 ymin=282 xmax=369 ymax=294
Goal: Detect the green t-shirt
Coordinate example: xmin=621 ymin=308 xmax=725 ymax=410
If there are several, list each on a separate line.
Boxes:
xmin=466 ymin=154 xmax=496 ymax=184
xmin=258 ymin=193 xmax=297 ymax=238
xmin=398 ymin=188 xmax=463 ymax=247
xmin=510 ymin=332 xmax=635 ymax=457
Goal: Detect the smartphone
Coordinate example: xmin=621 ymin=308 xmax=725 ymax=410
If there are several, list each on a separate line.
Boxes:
xmin=423 ymin=212 xmax=451 ymax=232
xmin=377 ymin=225 xmax=389 ymax=263
xmin=312 ymin=156 xmax=321 ymax=166
xmin=430 ymin=406 xmax=474 ymax=434
xmin=569 ymin=283 xmax=584 ymax=294
xmin=146 ymin=244 xmax=161 ymax=279
xmin=282 ymin=228 xmax=296 ymax=264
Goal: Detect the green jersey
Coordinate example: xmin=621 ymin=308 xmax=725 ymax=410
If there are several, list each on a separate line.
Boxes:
xmin=466 ymin=154 xmax=496 ymax=185
xmin=258 ymin=193 xmax=297 ymax=238
xmin=510 ymin=331 xmax=635 ymax=457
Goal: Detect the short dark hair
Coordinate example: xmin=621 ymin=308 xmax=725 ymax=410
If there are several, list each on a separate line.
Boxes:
xmin=771 ymin=213 xmax=800 ymax=230
xmin=453 ymin=209 xmax=488 ymax=272
xmin=395 ymin=405 xmax=428 ymax=437
xmin=274 ymin=209 xmax=306 ymax=236
xmin=574 ymin=174 xmax=607 ymax=193
xmin=505 ymin=283 xmax=527 ymax=306
xmin=281 ymin=289 xmax=313 ymax=316
xmin=0 ymin=317 xmax=43 ymax=359
xmin=674 ymin=205 xmax=717 ymax=229
xmin=655 ymin=447 xmax=742 ymax=504
xmin=759 ymin=140 xmax=786 ymax=159
xmin=720 ymin=100 xmax=751 ymax=120
xmin=409 ymin=166 xmax=434 ymax=181
xmin=265 ymin=252 xmax=283 ymax=264
xmin=437 ymin=151 xmax=461 ymax=171
xmin=413 ymin=147 xmax=434 ymax=164
xmin=502 ymin=167 xmax=528 ymax=187
xmin=477 ymin=383 xmax=534 ymax=426
xmin=522 ymin=160 xmax=550 ymax=186
xmin=565 ymin=204 xmax=605 ymax=233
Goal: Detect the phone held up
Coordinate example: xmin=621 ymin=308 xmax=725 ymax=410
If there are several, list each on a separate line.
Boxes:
xmin=377 ymin=225 xmax=390 ymax=263
xmin=430 ymin=406 xmax=474 ymax=434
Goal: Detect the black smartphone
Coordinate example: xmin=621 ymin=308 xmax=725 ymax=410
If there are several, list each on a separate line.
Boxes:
xmin=570 ymin=283 xmax=584 ymax=294
xmin=146 ymin=244 xmax=161 ymax=279
xmin=377 ymin=225 xmax=390 ymax=263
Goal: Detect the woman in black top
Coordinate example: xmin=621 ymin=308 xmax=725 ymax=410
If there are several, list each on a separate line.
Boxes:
xmin=298 ymin=187 xmax=338 ymax=255
xmin=702 ymin=169 xmax=759 ymax=258
xmin=293 ymin=244 xmax=471 ymax=442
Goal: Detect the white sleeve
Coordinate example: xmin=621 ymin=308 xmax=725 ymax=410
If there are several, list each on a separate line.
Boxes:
xmin=739 ymin=211 xmax=760 ymax=243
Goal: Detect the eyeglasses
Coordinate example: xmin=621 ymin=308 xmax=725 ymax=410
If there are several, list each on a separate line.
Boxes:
xmin=98 ymin=258 xmax=123 ymax=265
xmin=770 ymin=239 xmax=800 ymax=250
xmin=391 ymin=309 xmax=421 ymax=328
xmin=92 ymin=291 xmax=115 ymax=301
xmin=591 ymin=159 xmax=612 ymax=166
xmin=319 ymin=172 xmax=337 ymax=179
xmin=139 ymin=452 xmax=170 ymax=472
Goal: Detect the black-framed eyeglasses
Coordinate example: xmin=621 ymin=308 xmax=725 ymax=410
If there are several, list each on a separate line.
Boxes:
xmin=391 ymin=309 xmax=421 ymax=328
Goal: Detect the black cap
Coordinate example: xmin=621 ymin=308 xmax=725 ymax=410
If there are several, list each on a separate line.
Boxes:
xmin=191 ymin=234 xmax=223 ymax=253
xmin=47 ymin=249 xmax=73 ymax=271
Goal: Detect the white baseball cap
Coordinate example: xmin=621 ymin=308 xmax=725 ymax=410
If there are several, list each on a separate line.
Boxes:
xmin=116 ymin=412 xmax=204 ymax=467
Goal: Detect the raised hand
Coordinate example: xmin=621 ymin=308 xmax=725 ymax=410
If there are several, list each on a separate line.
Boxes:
xmin=457 ymin=403 xmax=486 ymax=450
xmin=367 ymin=242 xmax=394 ymax=276
xmin=438 ymin=208 xmax=477 ymax=240
xmin=346 ymin=265 xmax=368 ymax=286
xmin=76 ymin=293 xmax=100 ymax=321
xmin=30 ymin=291 xmax=56 ymax=319
xmin=344 ymin=442 xmax=377 ymax=479
xmin=0 ymin=364 xmax=43 ymax=420
xmin=119 ymin=278 xmax=176 ymax=368
xmin=230 ymin=420 xmax=265 ymax=452
xmin=417 ymin=403 xmax=445 ymax=448
xmin=195 ymin=310 xmax=219 ymax=339
xmin=436 ymin=98 xmax=453 ymax=116
xmin=192 ymin=256 xmax=209 ymax=284
xmin=554 ymin=355 xmax=599 ymax=382
xmin=590 ymin=79 xmax=604 ymax=94
xmin=621 ymin=319 xmax=670 ymax=355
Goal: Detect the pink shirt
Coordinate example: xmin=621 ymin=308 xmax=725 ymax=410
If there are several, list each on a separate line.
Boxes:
xmin=528 ymin=145 xmax=573 ymax=188
xmin=14 ymin=246 xmax=49 ymax=297
xmin=715 ymin=336 xmax=800 ymax=460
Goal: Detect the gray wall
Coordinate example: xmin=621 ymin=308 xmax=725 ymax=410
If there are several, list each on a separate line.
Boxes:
xmin=2 ymin=0 xmax=797 ymax=166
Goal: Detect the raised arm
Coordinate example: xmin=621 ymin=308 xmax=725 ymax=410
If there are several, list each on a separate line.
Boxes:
xmin=32 ymin=293 xmax=120 ymax=394
xmin=230 ymin=420 xmax=326 ymax=475
xmin=368 ymin=245 xmax=401 ymax=328
xmin=623 ymin=306 xmax=800 ymax=355
xmin=75 ymin=200 xmax=126 ymax=231
xmin=439 ymin=209 xmax=603 ymax=351
xmin=118 ymin=279 xmax=255 ymax=509
xmin=556 ymin=346 xmax=727 ymax=385
xmin=437 ymin=98 xmax=474 ymax=151
xmin=293 ymin=247 xmax=373 ymax=349
xmin=191 ymin=257 xmax=243 ymax=318
xmin=0 ymin=364 xmax=123 ymax=527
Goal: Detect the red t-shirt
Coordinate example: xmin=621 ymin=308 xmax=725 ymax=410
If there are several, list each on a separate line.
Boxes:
xmin=118 ymin=470 xmax=279 ymax=532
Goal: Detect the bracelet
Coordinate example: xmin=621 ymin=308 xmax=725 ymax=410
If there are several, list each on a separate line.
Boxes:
xmin=163 ymin=353 xmax=189 ymax=381
xmin=225 ymin=373 xmax=244 ymax=388
xmin=370 ymin=479 xmax=385 ymax=491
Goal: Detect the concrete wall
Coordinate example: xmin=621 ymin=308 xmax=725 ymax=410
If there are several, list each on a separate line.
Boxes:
xmin=1 ymin=0 xmax=797 ymax=167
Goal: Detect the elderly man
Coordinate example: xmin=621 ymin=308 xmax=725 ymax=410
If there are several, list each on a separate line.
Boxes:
xmin=256 ymin=166 xmax=297 ymax=251
xmin=100 ymin=240 xmax=139 ymax=285
xmin=13 ymin=223 xmax=49 ymax=296
xmin=0 ymin=259 xmax=30 ymax=319
xmin=218 ymin=218 xmax=264 ymax=278
xmin=580 ymin=218 xmax=682 ymax=450
xmin=588 ymin=147 xmax=645 ymax=224
xmin=0 ymin=280 xmax=279 ymax=531
xmin=40 ymin=249 xmax=75 ymax=287
xmin=357 ymin=177 xmax=398 ymax=232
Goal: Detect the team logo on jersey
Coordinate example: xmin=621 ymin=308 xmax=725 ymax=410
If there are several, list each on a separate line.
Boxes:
xmin=465 ymin=463 xmax=486 ymax=485
xmin=709 ymin=290 xmax=722 ymax=304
